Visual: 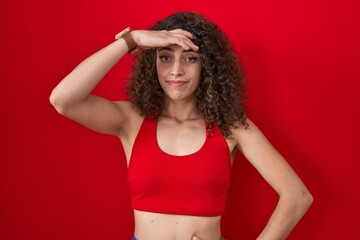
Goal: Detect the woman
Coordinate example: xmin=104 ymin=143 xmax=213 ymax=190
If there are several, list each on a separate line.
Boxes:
xmin=50 ymin=12 xmax=313 ymax=240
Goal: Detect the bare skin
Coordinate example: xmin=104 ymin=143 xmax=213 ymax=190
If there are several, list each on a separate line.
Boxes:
xmin=134 ymin=210 xmax=221 ymax=240
xmin=50 ymin=29 xmax=313 ymax=240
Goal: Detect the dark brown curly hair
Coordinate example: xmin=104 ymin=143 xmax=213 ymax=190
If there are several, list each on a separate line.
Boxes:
xmin=127 ymin=12 xmax=248 ymax=138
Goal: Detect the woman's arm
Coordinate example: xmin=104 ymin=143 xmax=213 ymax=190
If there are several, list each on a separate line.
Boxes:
xmin=233 ymin=119 xmax=313 ymax=240
xmin=50 ymin=37 xmax=131 ymax=135
xmin=49 ymin=29 xmax=198 ymax=136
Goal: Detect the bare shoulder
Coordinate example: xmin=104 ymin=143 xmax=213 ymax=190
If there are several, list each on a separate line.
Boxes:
xmin=231 ymin=118 xmax=261 ymax=141
xmin=229 ymin=118 xmax=272 ymax=155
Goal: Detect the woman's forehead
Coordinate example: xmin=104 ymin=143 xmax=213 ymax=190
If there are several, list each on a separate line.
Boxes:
xmin=157 ymin=45 xmax=199 ymax=54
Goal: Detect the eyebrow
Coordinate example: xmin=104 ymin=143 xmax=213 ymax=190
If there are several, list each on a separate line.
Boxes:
xmin=157 ymin=47 xmax=196 ymax=53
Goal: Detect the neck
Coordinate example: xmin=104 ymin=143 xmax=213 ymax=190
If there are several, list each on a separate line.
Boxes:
xmin=161 ymin=99 xmax=201 ymax=122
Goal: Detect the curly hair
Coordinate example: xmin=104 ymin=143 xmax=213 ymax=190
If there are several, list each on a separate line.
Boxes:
xmin=127 ymin=12 xmax=248 ymax=138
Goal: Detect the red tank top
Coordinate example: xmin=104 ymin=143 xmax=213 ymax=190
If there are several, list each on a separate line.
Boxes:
xmin=127 ymin=117 xmax=231 ymax=216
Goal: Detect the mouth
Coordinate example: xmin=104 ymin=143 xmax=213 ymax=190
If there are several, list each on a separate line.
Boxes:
xmin=165 ymin=80 xmax=189 ymax=88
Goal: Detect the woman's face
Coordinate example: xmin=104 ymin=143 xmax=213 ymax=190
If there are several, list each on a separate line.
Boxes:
xmin=156 ymin=44 xmax=201 ymax=102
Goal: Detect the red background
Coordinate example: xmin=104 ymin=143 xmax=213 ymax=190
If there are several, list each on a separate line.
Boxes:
xmin=1 ymin=0 xmax=359 ymax=239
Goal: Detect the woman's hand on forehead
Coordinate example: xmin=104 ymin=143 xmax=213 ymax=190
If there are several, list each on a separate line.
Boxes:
xmin=131 ymin=29 xmax=199 ymax=51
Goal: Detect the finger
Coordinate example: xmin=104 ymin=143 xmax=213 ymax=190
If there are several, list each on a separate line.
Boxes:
xmin=169 ymin=34 xmax=199 ymax=51
xmin=181 ymin=38 xmax=199 ymax=51
xmin=170 ymin=29 xmax=195 ymax=39
xmin=179 ymin=39 xmax=199 ymax=51
xmin=166 ymin=36 xmax=193 ymax=51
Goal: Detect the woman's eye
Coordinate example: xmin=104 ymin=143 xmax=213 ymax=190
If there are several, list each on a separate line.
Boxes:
xmin=184 ymin=57 xmax=200 ymax=63
xmin=159 ymin=56 xmax=172 ymax=62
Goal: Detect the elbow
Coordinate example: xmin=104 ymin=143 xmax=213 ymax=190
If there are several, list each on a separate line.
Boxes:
xmin=280 ymin=188 xmax=314 ymax=218
xmin=293 ymin=189 xmax=314 ymax=217
xmin=49 ymin=90 xmax=57 ymax=108
xmin=298 ymin=186 xmax=314 ymax=208
xmin=49 ymin=90 xmax=68 ymax=115
xmin=303 ymin=190 xmax=314 ymax=209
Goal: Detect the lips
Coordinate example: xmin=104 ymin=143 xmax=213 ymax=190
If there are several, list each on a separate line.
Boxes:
xmin=165 ymin=80 xmax=189 ymax=87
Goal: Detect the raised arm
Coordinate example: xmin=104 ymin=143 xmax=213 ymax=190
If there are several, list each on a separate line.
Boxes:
xmin=233 ymin=119 xmax=313 ymax=239
xmin=49 ymin=29 xmax=198 ymax=136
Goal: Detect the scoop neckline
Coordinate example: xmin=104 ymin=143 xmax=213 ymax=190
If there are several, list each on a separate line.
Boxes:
xmin=155 ymin=118 xmax=207 ymax=157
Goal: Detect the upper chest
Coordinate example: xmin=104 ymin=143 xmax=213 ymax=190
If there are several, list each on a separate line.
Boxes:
xmin=156 ymin=118 xmax=206 ymax=156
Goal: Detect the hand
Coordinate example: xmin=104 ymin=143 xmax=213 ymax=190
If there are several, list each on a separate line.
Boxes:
xmin=131 ymin=29 xmax=199 ymax=51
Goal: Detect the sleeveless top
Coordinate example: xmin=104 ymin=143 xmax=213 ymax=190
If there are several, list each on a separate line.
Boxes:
xmin=127 ymin=117 xmax=231 ymax=216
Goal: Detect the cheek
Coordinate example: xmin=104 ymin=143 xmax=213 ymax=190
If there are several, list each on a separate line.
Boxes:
xmin=192 ymin=65 xmax=202 ymax=81
xmin=156 ymin=62 xmax=167 ymax=78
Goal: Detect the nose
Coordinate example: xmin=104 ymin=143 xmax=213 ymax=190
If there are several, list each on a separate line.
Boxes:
xmin=170 ymin=58 xmax=184 ymax=77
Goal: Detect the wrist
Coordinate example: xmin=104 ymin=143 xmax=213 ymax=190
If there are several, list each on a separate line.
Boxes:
xmin=115 ymin=27 xmax=138 ymax=54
